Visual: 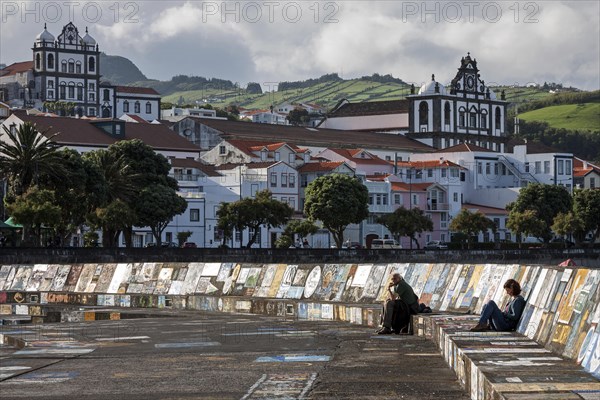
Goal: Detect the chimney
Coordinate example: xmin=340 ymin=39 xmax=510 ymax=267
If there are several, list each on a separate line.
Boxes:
xmin=439 ymin=157 xmax=444 ymax=165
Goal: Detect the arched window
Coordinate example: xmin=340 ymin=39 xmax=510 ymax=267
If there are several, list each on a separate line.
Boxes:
xmin=35 ymin=53 xmax=41 ymax=69
xmin=61 ymin=60 xmax=67 ymax=73
xmin=47 ymin=54 xmax=54 ymax=69
xmin=59 ymin=82 xmax=66 ymax=100
xmin=480 ymin=110 xmax=488 ymax=129
xmin=88 ymin=57 xmax=95 ymax=72
xmin=68 ymin=60 xmax=74 ymax=74
xmin=75 ymin=61 xmax=82 ymax=74
xmin=146 ymin=102 xmax=152 ymax=114
xmin=469 ymin=106 xmax=478 ymax=128
xmin=134 ymin=101 xmax=140 ymax=113
xmin=68 ymin=82 xmax=75 ymax=99
xmin=103 ymin=89 xmax=110 ymax=101
xmin=76 ymin=83 xmax=83 ymax=100
xmin=444 ymin=102 xmax=451 ymax=121
xmin=495 ymin=106 xmax=502 ymax=130
xmin=458 ymin=107 xmax=466 ymax=127
xmin=418 ymin=101 xmax=429 ymax=126
xmin=123 ymin=100 xmax=129 ymax=113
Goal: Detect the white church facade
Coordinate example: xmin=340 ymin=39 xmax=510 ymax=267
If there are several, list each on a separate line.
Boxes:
xmin=0 ymin=23 xmax=160 ymax=121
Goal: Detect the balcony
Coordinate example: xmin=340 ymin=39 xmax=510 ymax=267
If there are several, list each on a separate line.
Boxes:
xmin=172 ymin=173 xmax=201 ymax=182
xmin=427 ymin=202 xmax=449 ymax=211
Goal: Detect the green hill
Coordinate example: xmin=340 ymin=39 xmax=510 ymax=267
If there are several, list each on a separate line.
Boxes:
xmin=519 ymin=102 xmax=600 ymax=132
xmin=99 ymin=53 xmax=147 ymax=85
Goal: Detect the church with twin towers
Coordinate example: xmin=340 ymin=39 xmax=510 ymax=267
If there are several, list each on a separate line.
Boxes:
xmin=0 ymin=22 xmax=161 ymax=121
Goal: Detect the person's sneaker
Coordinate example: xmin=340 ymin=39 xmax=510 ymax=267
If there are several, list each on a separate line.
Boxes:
xmin=469 ymin=323 xmax=489 ymax=332
xmin=377 ymin=327 xmax=393 ymax=334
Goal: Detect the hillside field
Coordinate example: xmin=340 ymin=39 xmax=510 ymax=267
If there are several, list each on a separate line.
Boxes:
xmin=519 ymin=101 xmax=600 ymax=132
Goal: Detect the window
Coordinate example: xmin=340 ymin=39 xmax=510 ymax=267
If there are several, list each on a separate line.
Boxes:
xmin=146 ymin=102 xmax=152 ymax=114
xmin=494 ymin=163 xmax=499 ymax=175
xmin=134 ymin=101 xmax=140 ymax=113
xmin=76 ymin=62 xmax=81 ymax=74
xmin=289 ymin=174 xmax=295 ymax=188
xmin=535 ymin=161 xmax=541 ymax=174
xmin=89 ymin=82 xmax=95 ymax=90
xmin=68 ymin=85 xmax=75 ymax=99
xmin=235 ymin=230 xmax=242 ymax=242
xmin=89 ymin=92 xmax=95 ymax=102
xmin=495 ymin=106 xmax=501 ymax=129
xmin=59 ymin=85 xmax=66 ymax=99
xmin=459 ymin=111 xmax=465 ymax=127
xmin=524 ymin=162 xmax=530 ymax=173
xmin=477 ymin=162 xmax=482 ymax=174
xmin=394 ymin=194 xmax=402 ymax=204
xmin=558 ymin=160 xmax=564 ymax=175
xmin=88 ymin=57 xmax=95 ymax=72
xmin=219 ymin=145 xmax=226 ymax=155
xmin=444 ymin=102 xmax=451 ymax=126
xmin=281 ymin=173 xmax=288 ymax=187
xmin=441 ymin=169 xmax=447 ymax=178
xmin=368 ymin=195 xmax=373 ymax=205
xmin=544 ymin=161 xmax=550 ymax=174
xmin=35 ymin=53 xmax=41 ymax=69
xmin=453 ymin=192 xmax=458 ymax=202
xmin=260 ymin=150 xmax=267 ymax=161
xmin=289 ymin=198 xmax=295 ymax=209
xmin=77 ymin=86 xmax=83 ymax=100
xmin=88 ymin=108 xmax=96 ymax=116
xmin=590 ymin=178 xmax=596 ymax=188
xmin=565 ymin=160 xmax=572 ymax=175
xmin=47 ymin=90 xmax=54 ymax=99
xmin=47 ymin=80 xmax=54 ymax=89
xmin=47 ymin=54 xmax=54 ymax=69
xmin=450 ymin=168 xmax=459 ymax=178
xmin=123 ymin=101 xmax=129 ymax=113
xmin=486 ymin=163 xmax=491 ymax=175
xmin=274 ymin=152 xmax=280 ymax=161
xmin=300 ymin=174 xmax=308 ymax=187
xmin=493 ymin=218 xmax=501 ymax=229
xmin=270 ymin=172 xmax=277 ymax=187
xmin=190 ymin=209 xmax=200 ymax=222
xmin=412 ymin=194 xmax=418 ymax=205
xmin=289 ymin=153 xmax=295 ymax=164
xmin=103 ymin=89 xmax=110 ymax=101
xmin=469 ymin=112 xmax=477 ymax=127
xmin=61 ymin=61 xmax=67 ymax=73
xmin=427 ymin=169 xmax=433 ymax=178
xmin=419 ymin=101 xmax=429 ymax=126
xmin=251 ymin=184 xmax=259 ymax=197
xmin=68 ymin=62 xmax=74 ymax=73
xmin=480 ymin=113 xmax=487 ymax=129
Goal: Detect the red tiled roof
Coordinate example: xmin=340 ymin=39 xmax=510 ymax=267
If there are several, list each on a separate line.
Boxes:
xmin=573 ymin=157 xmax=600 ymax=178
xmin=297 ymin=161 xmax=347 ymax=173
xmin=11 ymin=111 xmax=199 ymax=152
xmin=215 ymin=161 xmax=279 ymax=170
xmin=506 ymin=138 xmax=563 ymax=154
xmin=195 ymin=118 xmax=432 ymax=153
xmin=395 ymin=160 xmax=465 ymax=169
xmin=0 ymin=61 xmax=33 ymax=77
xmin=328 ymin=99 xmax=409 ymax=117
xmin=115 ymin=86 xmax=160 ymax=95
xmin=122 ymin=114 xmax=149 ymax=123
xmin=226 ymin=139 xmax=302 ymax=157
xmin=434 ymin=143 xmax=494 ymax=153
xmin=328 ymin=148 xmax=391 ymax=165
xmin=170 ymin=158 xmax=221 ymax=177
xmin=390 ymin=182 xmax=432 ymax=192
xmin=462 ymin=203 xmax=508 ymax=215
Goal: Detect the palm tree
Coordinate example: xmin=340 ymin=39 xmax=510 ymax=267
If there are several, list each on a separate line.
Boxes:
xmin=0 ymin=122 xmax=67 ymax=197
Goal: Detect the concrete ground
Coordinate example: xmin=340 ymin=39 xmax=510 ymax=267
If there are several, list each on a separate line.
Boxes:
xmin=0 ymin=310 xmax=469 ymax=399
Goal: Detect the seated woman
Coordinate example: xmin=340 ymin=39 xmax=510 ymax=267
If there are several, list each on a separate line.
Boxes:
xmin=470 ymin=279 xmax=526 ymax=332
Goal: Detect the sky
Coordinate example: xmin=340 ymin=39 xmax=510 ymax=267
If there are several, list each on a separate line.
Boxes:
xmin=1 ymin=1 xmax=599 ymax=90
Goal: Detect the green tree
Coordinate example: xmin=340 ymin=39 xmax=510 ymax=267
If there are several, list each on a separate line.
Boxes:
xmin=572 ymin=189 xmax=600 ymax=244
xmin=177 ymin=231 xmax=193 ymax=246
xmin=552 ymin=212 xmax=583 ymax=247
xmin=275 ymin=219 xmax=319 ymax=248
xmin=286 ymin=108 xmax=310 ymax=126
xmin=449 ymin=209 xmax=496 ymax=249
xmin=216 ymin=190 xmax=293 ymax=248
xmin=136 ymin=184 xmax=187 ymax=245
xmin=378 ymin=207 xmax=433 ymax=249
xmin=506 ymin=209 xmax=547 ymax=248
xmin=6 ymin=187 xmax=61 ymax=246
xmin=89 ymin=200 xmax=137 ymax=247
xmin=304 ymin=174 xmax=369 ymax=248
xmin=506 ymin=184 xmax=572 ymax=242
xmin=0 ymin=122 xmax=66 ymax=197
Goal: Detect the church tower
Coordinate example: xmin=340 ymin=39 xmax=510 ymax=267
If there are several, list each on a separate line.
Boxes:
xmin=33 ymin=22 xmax=101 ymax=117
xmin=407 ymin=53 xmax=508 ymax=151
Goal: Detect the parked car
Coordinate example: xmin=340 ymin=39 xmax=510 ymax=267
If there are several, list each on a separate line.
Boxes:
xmin=342 ymin=241 xmax=363 ymax=249
xmin=181 ymin=242 xmax=197 ymax=248
xmin=523 ymin=236 xmax=543 ymax=244
xmin=144 ymin=242 xmax=157 ymax=248
xmin=551 ymin=238 xmax=575 ymax=248
xmin=161 ymin=242 xmax=179 ymax=248
xmin=424 ymin=241 xmax=448 ymax=250
xmin=371 ymin=239 xmax=402 ymax=249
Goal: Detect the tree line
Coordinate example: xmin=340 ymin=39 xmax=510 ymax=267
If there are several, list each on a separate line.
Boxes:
xmin=0 ymin=122 xmax=186 ymax=247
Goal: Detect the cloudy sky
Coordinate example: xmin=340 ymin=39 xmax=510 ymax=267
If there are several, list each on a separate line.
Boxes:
xmin=1 ymin=1 xmax=599 ymax=90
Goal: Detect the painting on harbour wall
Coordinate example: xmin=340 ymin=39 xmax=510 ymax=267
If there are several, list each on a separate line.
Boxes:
xmin=217 ymin=263 xmax=234 ymax=282
xmin=313 ymin=264 xmax=338 ymax=300
xmin=439 ymin=265 xmax=463 ymax=311
xmin=38 ymin=265 xmax=57 ymax=291
xmin=64 ymin=264 xmax=82 ymax=291
xmin=330 ymin=264 xmax=352 ymax=302
xmin=202 ymin=263 xmax=221 ymax=277
xmin=26 ymin=265 xmax=47 ymax=291
xmin=556 ymin=269 xmax=587 ymax=325
xmin=266 ymin=264 xmax=286 ymax=298
xmin=154 ymin=267 xmax=173 ymax=294
xmin=276 ymin=265 xmax=298 ymax=298
xmin=0 ymin=266 xmax=14 ymax=290
xmin=94 ymin=264 xmax=117 ymax=293
xmin=84 ymin=264 xmax=104 ymax=293
xmin=303 ymin=266 xmax=322 ymax=299
xmin=254 ymin=264 xmax=278 ymax=297
xmin=11 ymin=266 xmax=32 ymax=291
xmin=180 ymin=263 xmax=204 ymax=295
xmin=362 ymin=265 xmax=387 ymax=300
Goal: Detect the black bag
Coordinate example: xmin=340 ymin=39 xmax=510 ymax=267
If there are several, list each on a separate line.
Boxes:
xmin=391 ymin=300 xmax=413 ymax=334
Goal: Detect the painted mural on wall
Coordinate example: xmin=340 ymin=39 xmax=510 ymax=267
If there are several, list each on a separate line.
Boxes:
xmin=0 ymin=261 xmax=598 ymax=378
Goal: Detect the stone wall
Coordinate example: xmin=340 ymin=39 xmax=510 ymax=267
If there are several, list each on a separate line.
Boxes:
xmin=0 ymin=261 xmax=598 ymax=378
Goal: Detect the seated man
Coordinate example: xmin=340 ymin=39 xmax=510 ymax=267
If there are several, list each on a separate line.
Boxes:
xmin=377 ymin=273 xmax=419 ymax=334
xmin=470 ymin=279 xmax=526 ymax=332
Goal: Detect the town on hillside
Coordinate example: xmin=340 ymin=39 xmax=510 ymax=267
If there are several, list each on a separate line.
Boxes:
xmin=0 ymin=23 xmax=598 ymax=249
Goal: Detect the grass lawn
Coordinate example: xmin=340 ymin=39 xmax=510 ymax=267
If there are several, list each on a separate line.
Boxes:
xmin=519 ymin=101 xmax=600 ymax=132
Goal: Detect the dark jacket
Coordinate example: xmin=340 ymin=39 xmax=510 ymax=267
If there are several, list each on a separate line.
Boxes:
xmin=503 ymin=295 xmax=526 ymax=329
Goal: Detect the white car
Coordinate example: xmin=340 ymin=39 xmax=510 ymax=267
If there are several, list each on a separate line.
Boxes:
xmin=371 ymin=239 xmax=402 ymax=249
